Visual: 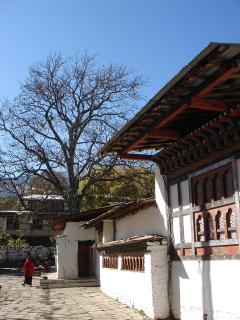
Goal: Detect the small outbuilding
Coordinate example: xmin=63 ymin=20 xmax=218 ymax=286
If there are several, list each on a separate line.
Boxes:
xmin=84 ymin=198 xmax=169 ymax=319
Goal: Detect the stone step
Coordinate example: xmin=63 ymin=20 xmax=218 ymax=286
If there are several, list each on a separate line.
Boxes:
xmin=40 ymin=278 xmax=99 ymax=289
xmin=41 ymin=277 xmax=98 ymax=284
xmin=41 ymin=282 xmax=99 ymax=289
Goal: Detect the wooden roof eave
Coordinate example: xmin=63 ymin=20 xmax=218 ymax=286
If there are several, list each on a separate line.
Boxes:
xmin=99 ymin=43 xmax=240 ymax=156
xmin=99 ymin=43 xmax=221 ymax=155
xmin=96 ymin=235 xmax=167 ymax=253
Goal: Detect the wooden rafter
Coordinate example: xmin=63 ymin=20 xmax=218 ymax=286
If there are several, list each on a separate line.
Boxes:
xmin=197 ymin=67 xmax=237 ymax=96
xmin=190 ymin=98 xmax=227 ymax=112
xmin=124 ymin=103 xmax=189 ymax=153
xmin=120 ymin=153 xmax=154 ymax=161
xmin=122 ymin=67 xmax=238 ymax=155
xmin=147 ymin=129 xmax=180 ymax=140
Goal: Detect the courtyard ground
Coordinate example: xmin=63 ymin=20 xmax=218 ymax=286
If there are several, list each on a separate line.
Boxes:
xmin=0 ymin=275 xmax=149 ymax=320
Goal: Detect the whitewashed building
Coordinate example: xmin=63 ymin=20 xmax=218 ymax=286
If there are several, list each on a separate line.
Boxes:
xmin=52 ymin=205 xmax=118 ymax=280
xmin=54 ymin=43 xmax=240 ymax=320
xmin=98 ymin=43 xmax=240 ymax=320
xmin=84 ymin=199 xmax=168 ymax=319
xmin=53 ymin=199 xmax=169 ymax=319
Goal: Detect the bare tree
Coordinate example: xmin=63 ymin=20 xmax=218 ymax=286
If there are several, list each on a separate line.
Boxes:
xmin=0 ymin=53 xmax=145 ymax=214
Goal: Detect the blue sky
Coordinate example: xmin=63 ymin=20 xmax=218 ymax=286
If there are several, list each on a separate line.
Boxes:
xmin=1 ymin=0 xmax=240 ymax=106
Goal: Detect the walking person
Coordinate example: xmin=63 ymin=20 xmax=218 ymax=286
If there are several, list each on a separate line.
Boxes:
xmin=22 ymin=257 xmax=35 ymax=286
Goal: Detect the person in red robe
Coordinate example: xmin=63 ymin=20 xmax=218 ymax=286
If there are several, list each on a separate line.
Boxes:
xmin=22 ymin=257 xmax=35 ymax=286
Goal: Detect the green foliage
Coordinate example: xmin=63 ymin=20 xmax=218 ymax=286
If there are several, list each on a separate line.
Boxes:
xmin=79 ymin=167 xmax=154 ymax=211
xmin=0 ymin=199 xmax=17 ymax=210
xmin=0 ymin=232 xmax=28 ymax=248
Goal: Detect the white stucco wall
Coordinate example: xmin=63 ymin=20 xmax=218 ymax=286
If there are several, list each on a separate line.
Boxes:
xmin=116 ymin=205 xmax=166 ymax=240
xmin=180 ymin=180 xmax=190 ymax=210
xmin=55 ymin=235 xmax=66 ymax=279
xmin=100 ymin=244 xmax=169 ymax=319
xmin=170 ymin=179 xmax=192 ymax=244
xmin=94 ymin=229 xmax=101 ymax=280
xmin=183 ymin=215 xmax=192 ymax=243
xmin=55 ymin=221 xmax=95 ymax=279
xmin=171 ymin=259 xmax=240 ymax=320
xmin=103 ymin=220 xmax=114 ymax=243
xmin=155 ymin=167 xmax=168 ymax=236
xmin=170 ymin=184 xmax=179 ymax=213
xmin=173 ymin=217 xmax=181 ymax=244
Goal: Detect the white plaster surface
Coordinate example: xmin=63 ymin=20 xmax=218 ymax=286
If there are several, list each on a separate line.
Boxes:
xmin=103 ymin=220 xmax=114 ymax=243
xmin=55 ymin=235 xmax=66 ymax=279
xmin=100 ymin=244 xmax=169 ymax=320
xmin=173 ymin=217 xmax=180 ymax=244
xmin=94 ymin=229 xmax=100 ymax=280
xmin=155 ymin=167 xmax=168 ymax=236
xmin=170 ymin=184 xmax=179 ymax=212
xmin=180 ymin=180 xmax=190 ymax=210
xmin=149 ymin=245 xmax=169 ymax=319
xmin=171 ymin=259 xmax=240 ymax=320
xmin=55 ymin=221 xmax=95 ymax=279
xmin=183 ymin=215 xmax=192 ymax=243
xmin=116 ymin=205 xmax=166 ymax=240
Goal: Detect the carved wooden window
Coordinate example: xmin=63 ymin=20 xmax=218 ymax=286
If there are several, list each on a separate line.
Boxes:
xmin=193 ymin=164 xmax=233 ymax=206
xmin=196 ymin=215 xmax=205 ymax=241
xmin=223 ymin=170 xmax=234 ymax=198
xmin=205 ymin=213 xmax=214 ymax=241
xmin=195 ymin=181 xmax=204 ymax=206
xmin=226 ymin=209 xmax=237 ymax=239
xmin=102 ymin=255 xmax=118 ymax=269
xmin=215 ymin=211 xmax=225 ymax=240
xmin=214 ymin=173 xmax=222 ymax=201
xmin=121 ymin=254 xmax=144 ymax=272
xmin=204 ymin=177 xmax=213 ymax=203
xmin=193 ymin=164 xmax=237 ymax=245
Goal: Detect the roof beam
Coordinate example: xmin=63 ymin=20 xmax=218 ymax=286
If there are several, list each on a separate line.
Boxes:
xmin=120 ymin=153 xmax=154 ymax=161
xmin=147 ymin=129 xmax=180 ymax=140
xmin=197 ymin=67 xmax=237 ymax=96
xmin=125 ymin=103 xmax=188 ymax=153
xmin=190 ymin=98 xmax=227 ymax=112
xmin=123 ymin=67 xmax=237 ymax=153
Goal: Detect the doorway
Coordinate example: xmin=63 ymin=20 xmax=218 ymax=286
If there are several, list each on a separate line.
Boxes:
xmin=78 ymin=241 xmax=94 ymax=277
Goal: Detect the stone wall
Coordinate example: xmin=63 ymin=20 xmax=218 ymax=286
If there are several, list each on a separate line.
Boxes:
xmin=0 ymin=246 xmax=55 ymax=265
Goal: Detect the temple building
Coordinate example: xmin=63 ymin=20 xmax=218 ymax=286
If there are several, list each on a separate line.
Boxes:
xmin=99 ymin=42 xmax=240 ymax=320
xmin=53 ymin=43 xmax=240 ymax=320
